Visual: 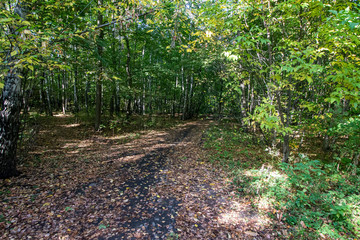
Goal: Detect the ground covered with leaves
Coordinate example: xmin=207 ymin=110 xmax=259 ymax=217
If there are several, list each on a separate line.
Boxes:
xmin=1 ymin=115 xmax=280 ymax=239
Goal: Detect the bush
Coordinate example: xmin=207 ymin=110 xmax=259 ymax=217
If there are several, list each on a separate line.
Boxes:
xmin=204 ymin=124 xmax=360 ymax=239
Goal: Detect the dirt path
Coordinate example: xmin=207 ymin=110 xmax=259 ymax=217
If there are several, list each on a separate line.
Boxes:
xmin=1 ymin=116 xmax=273 ymax=239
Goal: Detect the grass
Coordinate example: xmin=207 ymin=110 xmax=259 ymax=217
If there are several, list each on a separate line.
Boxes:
xmin=203 ymin=121 xmax=360 ymax=239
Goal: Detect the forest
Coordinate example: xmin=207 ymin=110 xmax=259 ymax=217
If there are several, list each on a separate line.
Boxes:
xmin=1 ymin=0 xmax=360 ymax=239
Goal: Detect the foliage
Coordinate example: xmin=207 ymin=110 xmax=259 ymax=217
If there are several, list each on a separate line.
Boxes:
xmin=1 ymin=0 xmax=360 ymax=237
xmin=329 ymin=115 xmax=360 ymax=167
xmin=204 ymin=123 xmax=360 ymax=239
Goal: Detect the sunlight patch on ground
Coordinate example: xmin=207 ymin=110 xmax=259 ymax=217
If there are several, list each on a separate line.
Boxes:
xmin=62 ymin=142 xmax=79 ymax=149
xmin=53 ymin=113 xmax=71 ymax=118
xmin=108 ymin=133 xmax=141 ymax=140
xmin=68 ymin=150 xmax=79 ymax=154
xmin=119 ymin=154 xmax=146 ymax=163
xmin=243 ymin=166 xmax=284 ymax=179
xmin=218 ymin=211 xmax=242 ymax=225
xmin=60 ymin=123 xmax=81 ymax=128
xmin=217 ymin=200 xmax=270 ymax=227
xmin=265 ymin=147 xmax=281 ymax=158
xmin=77 ymin=140 xmax=92 ymax=148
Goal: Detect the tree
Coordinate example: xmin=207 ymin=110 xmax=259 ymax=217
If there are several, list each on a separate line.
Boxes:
xmin=0 ymin=1 xmax=29 ymax=178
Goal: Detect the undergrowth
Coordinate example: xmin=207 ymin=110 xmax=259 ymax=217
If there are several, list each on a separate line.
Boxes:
xmin=203 ymin=122 xmax=360 ymax=239
xmin=74 ymin=111 xmax=182 ymax=135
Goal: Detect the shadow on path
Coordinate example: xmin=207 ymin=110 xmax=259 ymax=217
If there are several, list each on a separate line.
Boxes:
xmin=93 ymin=125 xmax=195 ymax=239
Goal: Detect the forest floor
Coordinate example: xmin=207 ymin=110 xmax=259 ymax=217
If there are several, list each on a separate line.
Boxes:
xmin=1 ymin=114 xmax=278 ymax=239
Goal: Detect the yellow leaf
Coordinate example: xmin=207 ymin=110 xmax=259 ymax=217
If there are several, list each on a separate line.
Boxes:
xmin=186 ymin=48 xmax=192 ymax=53
xmin=147 ymin=29 xmax=154 ymax=33
xmin=43 ymin=202 xmax=50 ymax=206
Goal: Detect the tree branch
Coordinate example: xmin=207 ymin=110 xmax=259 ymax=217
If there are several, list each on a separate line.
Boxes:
xmin=78 ymin=9 xmax=156 ymax=35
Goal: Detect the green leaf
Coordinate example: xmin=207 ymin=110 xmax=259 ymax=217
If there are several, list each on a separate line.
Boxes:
xmin=0 ymin=18 xmax=12 ymax=23
xmin=98 ymin=224 xmax=107 ymax=229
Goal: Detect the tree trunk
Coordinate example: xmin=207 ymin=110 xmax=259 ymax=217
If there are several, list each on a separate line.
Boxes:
xmin=0 ymin=73 xmax=22 ymax=179
xmin=172 ymin=75 xmax=178 ymax=117
xmin=187 ymin=73 xmax=194 ymax=118
xmin=73 ymin=55 xmax=79 ymax=113
xmin=0 ymin=2 xmax=27 ymax=178
xmin=282 ymin=134 xmax=290 ymax=163
xmin=125 ymin=35 xmax=133 ymax=117
xmin=62 ymin=71 xmax=66 ymax=114
xmin=57 ymin=72 xmax=62 ymax=110
xmin=95 ymin=0 xmax=104 ymax=130
xmin=109 ymin=84 xmax=115 ymax=117
xmin=182 ymin=67 xmax=188 ymax=120
xmin=44 ymin=71 xmax=53 ymax=116
xmin=40 ymin=71 xmax=46 ymax=113
xmin=85 ymin=78 xmax=90 ymax=114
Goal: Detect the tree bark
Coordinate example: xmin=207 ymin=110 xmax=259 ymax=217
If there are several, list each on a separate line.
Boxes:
xmin=0 ymin=73 xmax=22 ymax=179
xmin=95 ymin=0 xmax=104 ymax=130
xmin=62 ymin=70 xmax=66 ymax=114
xmin=125 ymin=35 xmax=133 ymax=117
xmin=73 ymin=46 xmax=79 ymax=113
xmin=0 ymin=2 xmax=27 ymax=179
xmin=44 ymin=71 xmax=53 ymax=116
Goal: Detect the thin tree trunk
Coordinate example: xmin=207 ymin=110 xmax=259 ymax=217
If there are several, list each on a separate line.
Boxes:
xmin=44 ymin=71 xmax=52 ymax=116
xmin=62 ymin=71 xmax=66 ymax=114
xmin=172 ymin=75 xmax=178 ymax=117
xmin=125 ymin=35 xmax=133 ymax=117
xmin=73 ymin=52 xmax=79 ymax=113
xmin=142 ymin=79 xmax=146 ymax=115
xmin=188 ymin=73 xmax=194 ymax=118
xmin=40 ymin=71 xmax=46 ymax=113
xmin=95 ymin=0 xmax=104 ymax=130
xmin=85 ymin=78 xmax=89 ymax=114
xmin=182 ymin=67 xmax=188 ymax=120
xmin=57 ymin=72 xmax=62 ymax=110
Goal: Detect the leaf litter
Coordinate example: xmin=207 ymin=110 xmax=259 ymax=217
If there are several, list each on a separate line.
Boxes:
xmin=1 ymin=115 xmax=278 ymax=239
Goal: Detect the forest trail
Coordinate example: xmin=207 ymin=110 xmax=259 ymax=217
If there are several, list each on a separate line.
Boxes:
xmin=1 ymin=115 xmax=273 ymax=239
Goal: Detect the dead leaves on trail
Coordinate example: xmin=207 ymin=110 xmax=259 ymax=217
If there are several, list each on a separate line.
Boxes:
xmin=158 ymin=124 xmax=274 ymax=239
xmin=1 ymin=116 xmax=276 ymax=239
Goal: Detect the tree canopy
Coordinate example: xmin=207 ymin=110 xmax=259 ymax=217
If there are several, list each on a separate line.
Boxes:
xmin=1 ymin=0 xmax=359 ymax=181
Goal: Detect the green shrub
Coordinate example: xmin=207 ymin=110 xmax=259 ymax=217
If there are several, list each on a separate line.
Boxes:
xmin=204 ymin=124 xmax=360 ymax=239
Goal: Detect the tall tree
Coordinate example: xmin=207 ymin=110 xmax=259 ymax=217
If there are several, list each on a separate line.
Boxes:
xmin=0 ymin=1 xmax=27 ymax=178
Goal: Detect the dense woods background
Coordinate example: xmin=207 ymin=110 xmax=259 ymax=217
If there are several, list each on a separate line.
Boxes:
xmin=1 ymin=0 xmax=360 ymax=238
